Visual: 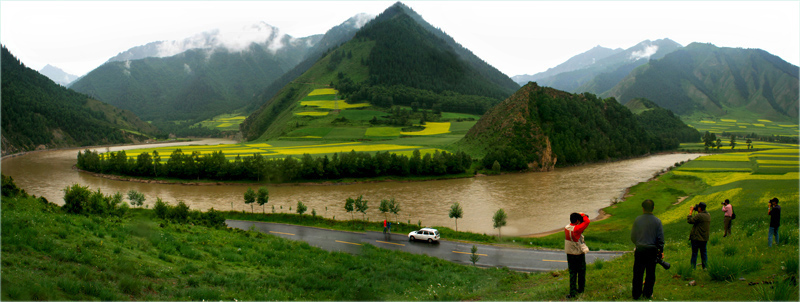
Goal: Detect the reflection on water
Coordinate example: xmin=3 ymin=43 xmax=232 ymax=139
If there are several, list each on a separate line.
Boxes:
xmin=2 ymin=140 xmax=702 ymax=236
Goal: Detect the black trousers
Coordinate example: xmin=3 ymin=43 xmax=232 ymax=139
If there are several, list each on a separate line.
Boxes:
xmin=567 ymin=253 xmax=586 ymax=295
xmin=632 ymin=246 xmax=657 ymax=300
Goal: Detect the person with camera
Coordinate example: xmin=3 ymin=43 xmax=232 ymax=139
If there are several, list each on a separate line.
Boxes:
xmin=721 ymin=199 xmax=733 ymax=237
xmin=688 ymin=202 xmax=711 ymax=269
xmin=564 ymin=212 xmax=590 ymax=299
xmin=768 ymin=198 xmax=781 ymax=247
xmin=631 ymin=199 xmax=664 ymax=300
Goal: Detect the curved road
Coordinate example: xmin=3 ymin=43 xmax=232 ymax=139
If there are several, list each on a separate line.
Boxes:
xmin=226 ymin=220 xmax=626 ymax=272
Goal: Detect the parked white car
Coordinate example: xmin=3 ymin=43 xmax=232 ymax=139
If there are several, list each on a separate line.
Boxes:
xmin=408 ymin=228 xmax=440 ymax=243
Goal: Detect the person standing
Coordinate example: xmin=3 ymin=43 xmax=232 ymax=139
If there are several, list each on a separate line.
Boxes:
xmin=631 ymin=199 xmax=664 ymax=300
xmin=768 ymin=198 xmax=781 ymax=247
xmin=721 ymin=199 xmax=733 ymax=237
xmin=564 ymin=212 xmax=590 ymax=299
xmin=688 ymin=202 xmax=711 ymax=269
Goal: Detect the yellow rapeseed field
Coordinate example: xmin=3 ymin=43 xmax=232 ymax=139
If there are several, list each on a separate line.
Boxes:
xmin=721 ymin=119 xmax=737 ymax=122
xmin=400 ymin=122 xmax=451 ymax=136
xmin=308 ymin=88 xmax=337 ymax=96
xmin=695 ymin=154 xmax=752 ymax=162
xmin=295 ymin=112 xmax=330 ymax=116
xmin=300 ymin=100 xmax=370 ymax=110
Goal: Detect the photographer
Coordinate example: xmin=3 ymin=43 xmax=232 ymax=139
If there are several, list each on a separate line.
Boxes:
xmin=631 ymin=199 xmax=664 ymax=300
xmin=687 ymin=202 xmax=711 ymax=269
xmin=564 ymin=212 xmax=590 ymax=299
xmin=768 ymin=198 xmax=781 ymax=247
xmin=721 ymin=199 xmax=733 ymax=237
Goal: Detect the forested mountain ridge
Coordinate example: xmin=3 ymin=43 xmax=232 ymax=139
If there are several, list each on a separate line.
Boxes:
xmin=605 ymin=43 xmax=799 ymax=120
xmin=458 ymin=82 xmax=693 ymax=171
xmin=240 ymin=13 xmax=375 ymax=114
xmin=1 ymin=46 xmax=158 ymax=156
xmin=69 ymin=34 xmax=319 ymax=123
xmin=241 ymin=2 xmax=519 ymax=141
xmin=524 ymin=39 xmax=682 ymax=94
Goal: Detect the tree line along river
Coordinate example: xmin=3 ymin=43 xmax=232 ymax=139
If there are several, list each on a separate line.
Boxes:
xmin=1 ymin=139 xmax=702 ymax=236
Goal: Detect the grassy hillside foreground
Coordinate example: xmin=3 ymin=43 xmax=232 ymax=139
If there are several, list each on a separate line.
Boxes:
xmin=2 ymin=144 xmax=798 ymax=300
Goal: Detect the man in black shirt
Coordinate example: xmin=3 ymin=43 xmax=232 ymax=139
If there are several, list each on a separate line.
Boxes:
xmin=768 ymin=198 xmax=781 ymax=247
xmin=630 ymin=199 xmax=664 ymax=300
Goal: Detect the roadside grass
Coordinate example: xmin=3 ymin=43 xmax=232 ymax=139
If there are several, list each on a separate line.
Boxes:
xmin=1 ymin=193 xmax=531 ymax=301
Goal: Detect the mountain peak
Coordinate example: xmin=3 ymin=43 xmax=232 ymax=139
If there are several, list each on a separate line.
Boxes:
xmin=39 ymin=64 xmax=79 ymax=86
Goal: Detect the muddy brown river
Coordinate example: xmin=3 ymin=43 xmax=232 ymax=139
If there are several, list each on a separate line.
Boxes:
xmin=1 ymin=139 xmax=702 ymax=236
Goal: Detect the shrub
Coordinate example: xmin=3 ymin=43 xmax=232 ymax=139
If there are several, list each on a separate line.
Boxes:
xmin=593 ymin=258 xmax=605 ymax=270
xmin=62 ymin=183 xmax=91 ymax=214
xmin=723 ymin=245 xmax=737 ymax=256
xmin=754 ymin=278 xmax=798 ymax=301
xmin=707 ymin=257 xmax=740 ymax=281
xmin=153 ymin=198 xmax=168 ymax=219
xmin=785 ymin=256 xmax=799 ymax=276
xmin=169 ymin=201 xmax=190 ymax=222
xmin=118 ymin=276 xmax=143 ymax=296
xmin=675 ymin=263 xmax=694 ymax=280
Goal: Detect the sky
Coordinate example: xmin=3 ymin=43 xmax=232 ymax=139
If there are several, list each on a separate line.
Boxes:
xmin=1 ymin=1 xmax=798 ymax=78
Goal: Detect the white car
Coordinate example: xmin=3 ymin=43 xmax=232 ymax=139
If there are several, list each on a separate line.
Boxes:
xmin=408 ymin=228 xmax=440 ymax=243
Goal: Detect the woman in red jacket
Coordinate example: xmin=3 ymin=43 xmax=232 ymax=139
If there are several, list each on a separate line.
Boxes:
xmin=564 ymin=212 xmax=590 ymax=299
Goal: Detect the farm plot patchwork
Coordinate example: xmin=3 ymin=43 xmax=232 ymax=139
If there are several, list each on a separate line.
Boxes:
xmin=678 ymin=144 xmax=798 ymax=175
xmin=197 ymin=115 xmax=247 ymax=131
xmin=686 ymin=118 xmax=798 ymax=137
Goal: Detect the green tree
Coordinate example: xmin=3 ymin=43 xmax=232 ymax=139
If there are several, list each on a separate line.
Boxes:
xmin=716 ymin=138 xmax=722 ymax=150
xmin=344 ymin=197 xmax=355 ymax=220
xmin=492 ymin=160 xmax=501 ymax=173
xmin=257 ymin=186 xmax=269 ymax=213
xmin=126 ymin=189 xmax=146 ymax=207
xmin=62 ymin=183 xmax=91 ymax=214
xmin=703 ymin=131 xmax=717 ymax=151
xmin=296 ymin=201 xmax=307 ymax=215
xmin=354 ymin=195 xmax=369 ymax=220
xmin=449 ymin=202 xmax=464 ymax=232
xmin=730 ymin=136 xmax=737 ymax=149
xmin=244 ymin=187 xmax=256 ymax=213
xmin=746 ymin=138 xmax=753 ymax=149
xmin=470 ymin=245 xmax=480 ymax=266
xmin=388 ymin=198 xmax=401 ymax=222
xmin=379 ymin=199 xmax=390 ymax=220
xmin=493 ymin=208 xmax=507 ymax=239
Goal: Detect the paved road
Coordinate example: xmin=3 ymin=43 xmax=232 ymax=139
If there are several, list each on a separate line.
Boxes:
xmin=226 ymin=220 xmax=626 ymax=272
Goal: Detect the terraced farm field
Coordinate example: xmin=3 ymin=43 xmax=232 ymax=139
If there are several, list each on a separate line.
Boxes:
xmin=677 ymin=143 xmax=799 ymax=175
xmin=685 ymin=117 xmax=799 ymax=137
xmin=197 ymin=114 xmax=247 ymax=131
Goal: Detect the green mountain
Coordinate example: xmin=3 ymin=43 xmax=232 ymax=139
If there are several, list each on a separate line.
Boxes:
xmin=530 ymin=39 xmax=682 ymax=94
xmin=69 ymin=38 xmax=317 ymax=123
xmin=241 ymin=2 xmax=519 ymax=141
xmin=1 ymin=46 xmax=158 ymax=155
xmin=458 ymin=82 xmax=691 ymax=171
xmin=605 ymin=43 xmax=799 ymax=120
xmin=625 ymin=98 xmax=701 ymax=143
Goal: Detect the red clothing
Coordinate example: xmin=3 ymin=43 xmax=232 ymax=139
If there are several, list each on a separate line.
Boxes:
xmin=383 ymin=220 xmax=387 ymax=227
xmin=564 ymin=213 xmax=591 ymax=242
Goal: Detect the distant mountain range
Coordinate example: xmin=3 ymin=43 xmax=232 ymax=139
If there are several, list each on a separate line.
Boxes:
xmin=38 ymin=64 xmax=79 ymax=86
xmin=605 ymin=42 xmax=799 ymax=120
xmin=69 ymin=15 xmax=373 ymax=124
xmin=1 ymin=46 xmax=158 ymax=155
xmin=513 ymin=39 xmax=683 ymax=94
xmin=240 ymin=2 xmax=519 ymax=140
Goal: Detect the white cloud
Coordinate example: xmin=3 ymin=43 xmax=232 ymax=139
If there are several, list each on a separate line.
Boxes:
xmin=630 ymin=44 xmax=659 ymax=61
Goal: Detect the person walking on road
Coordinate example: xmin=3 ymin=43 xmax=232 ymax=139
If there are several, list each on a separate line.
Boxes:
xmin=688 ymin=202 xmax=711 ymax=269
xmin=721 ymin=199 xmax=733 ymax=237
xmin=564 ymin=212 xmax=590 ymax=299
xmin=768 ymin=198 xmax=781 ymax=247
xmin=631 ymin=199 xmax=664 ymax=300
